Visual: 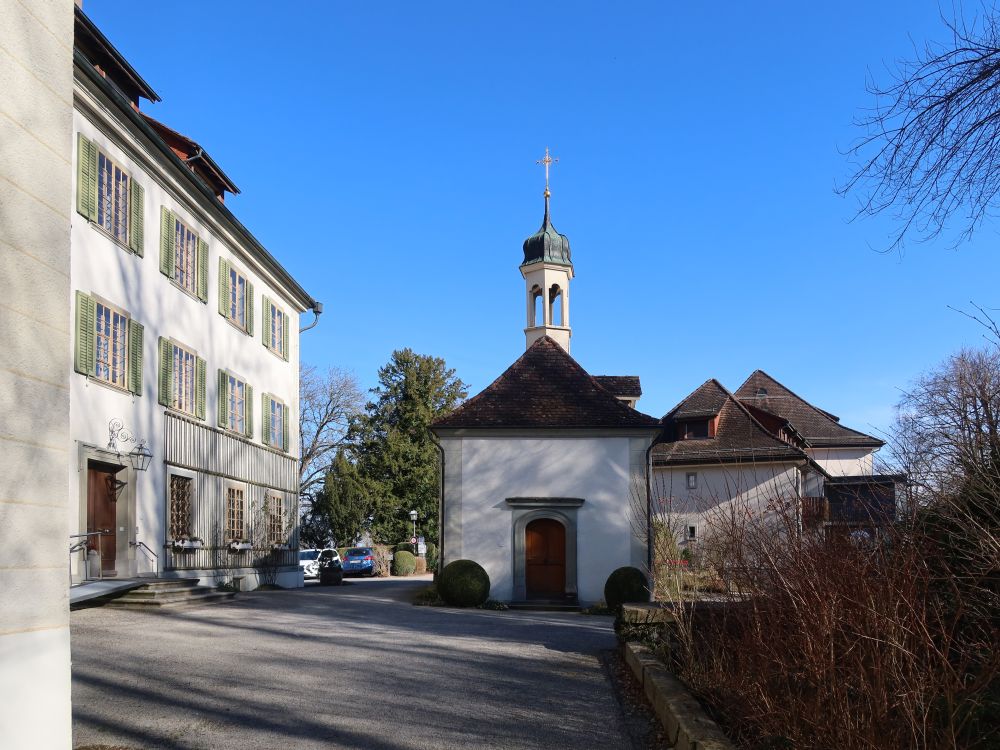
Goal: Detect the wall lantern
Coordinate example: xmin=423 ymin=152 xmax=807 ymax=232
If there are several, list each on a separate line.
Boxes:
xmin=107 ymin=418 xmax=152 ymax=472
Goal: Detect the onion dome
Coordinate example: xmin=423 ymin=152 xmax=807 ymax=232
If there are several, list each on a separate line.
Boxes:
xmin=522 ymin=190 xmax=572 ymax=267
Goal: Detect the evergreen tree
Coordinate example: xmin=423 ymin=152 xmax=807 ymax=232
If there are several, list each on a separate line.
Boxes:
xmin=352 ymin=349 xmax=467 ymax=544
xmin=302 ymin=448 xmax=372 ymax=548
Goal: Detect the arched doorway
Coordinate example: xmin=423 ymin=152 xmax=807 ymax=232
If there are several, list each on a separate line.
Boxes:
xmin=525 ymin=518 xmax=566 ymax=599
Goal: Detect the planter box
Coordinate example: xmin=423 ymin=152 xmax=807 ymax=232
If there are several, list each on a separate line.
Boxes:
xmin=271 ymin=544 xmax=290 ymax=551
xmin=168 ymin=540 xmax=203 ymax=552
xmin=228 ymin=542 xmax=253 ymax=552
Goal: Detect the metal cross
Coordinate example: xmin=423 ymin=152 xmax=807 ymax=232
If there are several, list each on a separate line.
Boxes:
xmin=536 ymin=147 xmax=558 ymax=192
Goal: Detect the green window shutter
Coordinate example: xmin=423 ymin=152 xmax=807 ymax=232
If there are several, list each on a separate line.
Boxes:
xmin=159 ymin=207 xmax=174 ymax=277
xmin=262 ymin=393 xmax=271 ymax=446
xmin=245 ymin=384 xmax=254 ymax=438
xmin=74 ymin=291 xmax=96 ymax=376
xmin=129 ymin=181 xmax=144 ymax=256
xmin=282 ymin=402 xmax=290 ymax=452
xmin=195 ymin=357 xmax=206 ymax=420
xmin=197 ymin=238 xmax=209 ymax=302
xmin=262 ymin=296 xmax=271 ymax=347
xmin=217 ymin=369 xmax=229 ymax=428
xmin=76 ymin=133 xmax=98 ymax=221
xmin=218 ymin=258 xmax=230 ymax=317
xmin=158 ymin=337 xmax=173 ymax=406
xmin=127 ymin=319 xmax=144 ymax=395
xmin=246 ymin=281 xmax=254 ymax=336
xmin=282 ymin=310 xmax=290 ymax=361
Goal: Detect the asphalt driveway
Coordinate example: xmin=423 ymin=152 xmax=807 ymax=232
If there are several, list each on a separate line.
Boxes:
xmin=71 ymin=576 xmax=639 ymax=749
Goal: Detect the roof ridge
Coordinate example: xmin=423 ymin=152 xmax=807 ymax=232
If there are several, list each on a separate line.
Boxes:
xmin=738 ymin=370 xmax=880 ymax=444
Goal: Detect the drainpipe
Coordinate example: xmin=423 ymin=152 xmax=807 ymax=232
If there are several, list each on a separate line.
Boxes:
xmin=429 ymin=430 xmax=445 ymax=577
xmin=299 ymin=302 xmax=323 ymax=333
xmin=646 ymin=439 xmax=657 ymax=597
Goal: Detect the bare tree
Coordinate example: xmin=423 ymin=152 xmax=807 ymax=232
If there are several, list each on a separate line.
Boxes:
xmin=843 ymin=6 xmax=1000 ymax=249
xmin=299 ymin=364 xmax=364 ymax=505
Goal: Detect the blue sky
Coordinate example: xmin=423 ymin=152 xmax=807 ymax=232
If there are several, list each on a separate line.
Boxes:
xmin=87 ymin=2 xmax=1000 ymax=436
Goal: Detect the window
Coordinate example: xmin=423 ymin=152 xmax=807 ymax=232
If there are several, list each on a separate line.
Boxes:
xmin=97 ymin=152 xmax=129 ymax=245
xmin=169 ymin=475 xmax=193 ymax=540
xmin=225 ymin=486 xmax=246 ymax=542
xmin=687 ymin=525 xmax=697 ymax=541
xmin=263 ymin=393 xmax=289 ymax=451
xmin=218 ymin=370 xmax=253 ymax=437
xmin=74 ymin=292 xmax=143 ymax=395
xmin=686 ymin=472 xmax=698 ymax=490
xmin=263 ymin=295 xmax=289 ymax=360
xmin=159 ymin=207 xmax=208 ymax=301
xmin=681 ymin=420 xmax=709 ymax=439
xmin=157 ymin=338 xmax=206 ymax=418
xmin=174 ymin=218 xmax=198 ymax=294
xmin=95 ymin=301 xmax=128 ymax=388
xmin=219 ymin=258 xmax=254 ymax=335
xmin=267 ymin=493 xmax=285 ymax=545
xmin=76 ymin=134 xmax=144 ymax=254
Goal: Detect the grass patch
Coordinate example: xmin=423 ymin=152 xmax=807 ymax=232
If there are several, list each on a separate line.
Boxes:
xmin=412 ymin=584 xmax=445 ymax=606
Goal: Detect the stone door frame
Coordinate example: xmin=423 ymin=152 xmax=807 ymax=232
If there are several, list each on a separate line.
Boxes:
xmin=506 ymin=497 xmax=583 ymax=601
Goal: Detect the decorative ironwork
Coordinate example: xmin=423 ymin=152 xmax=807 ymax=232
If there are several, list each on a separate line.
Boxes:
xmin=169 ymin=475 xmax=193 ymax=540
xmin=106 ymin=418 xmax=152 ymax=471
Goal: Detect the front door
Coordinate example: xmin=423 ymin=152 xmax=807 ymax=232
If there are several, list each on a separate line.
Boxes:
xmin=525 ymin=518 xmax=566 ymax=599
xmin=87 ymin=466 xmax=117 ymax=574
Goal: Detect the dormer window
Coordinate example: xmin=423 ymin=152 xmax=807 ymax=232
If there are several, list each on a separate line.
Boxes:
xmin=680 ymin=420 xmax=710 ymax=439
xmin=756 ymin=387 xmax=768 ymax=398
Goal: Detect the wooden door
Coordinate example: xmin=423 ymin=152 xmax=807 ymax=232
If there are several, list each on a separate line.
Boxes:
xmin=87 ymin=468 xmax=117 ymax=573
xmin=525 ymin=518 xmax=565 ymax=599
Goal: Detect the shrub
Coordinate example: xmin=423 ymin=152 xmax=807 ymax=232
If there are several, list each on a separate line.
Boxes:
xmin=604 ymin=566 xmax=649 ymax=611
xmin=392 ymin=550 xmax=416 ymax=576
xmin=414 ymin=556 xmax=427 ymax=575
xmin=395 ymin=542 xmax=415 ymax=555
xmin=425 ymin=542 xmax=438 ymax=571
xmin=372 ymin=545 xmax=392 ymax=577
xmin=438 ymin=559 xmax=490 ymax=607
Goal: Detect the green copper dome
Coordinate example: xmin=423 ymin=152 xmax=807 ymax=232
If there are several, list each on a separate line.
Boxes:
xmin=522 ymin=193 xmax=572 ymax=267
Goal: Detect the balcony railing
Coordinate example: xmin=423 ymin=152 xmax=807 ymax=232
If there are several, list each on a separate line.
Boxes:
xmin=802 ymin=495 xmax=896 ymax=528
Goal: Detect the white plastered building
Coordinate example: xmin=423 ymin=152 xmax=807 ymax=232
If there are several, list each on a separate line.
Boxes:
xmin=68 ymin=7 xmax=320 ymax=589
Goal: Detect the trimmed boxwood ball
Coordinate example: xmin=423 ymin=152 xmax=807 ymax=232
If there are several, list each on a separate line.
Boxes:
xmin=395 ymin=542 xmax=415 ymax=555
xmin=604 ymin=566 xmax=649 ymax=611
xmin=392 ymin=550 xmax=416 ymax=576
xmin=438 ymin=559 xmax=490 ymax=607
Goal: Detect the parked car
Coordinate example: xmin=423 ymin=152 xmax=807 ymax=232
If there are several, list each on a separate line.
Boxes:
xmin=342 ymin=546 xmax=376 ymax=576
xmin=299 ymin=548 xmax=341 ymax=579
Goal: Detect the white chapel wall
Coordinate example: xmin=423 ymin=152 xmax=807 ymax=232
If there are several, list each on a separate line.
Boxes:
xmin=458 ymin=436 xmax=639 ymax=603
xmin=0 ymin=1 xmax=73 ymax=747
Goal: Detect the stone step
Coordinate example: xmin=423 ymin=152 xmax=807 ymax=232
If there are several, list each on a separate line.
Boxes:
xmin=133 ymin=578 xmax=202 ymax=591
xmin=102 ymin=590 xmax=236 ymax=609
xmin=111 ymin=585 xmax=216 ymax=600
xmin=507 ymin=600 xmax=581 ymax=612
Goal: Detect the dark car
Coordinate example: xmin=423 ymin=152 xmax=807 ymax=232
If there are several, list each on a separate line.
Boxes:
xmin=342 ymin=547 xmax=376 ymax=576
xmin=318 ymin=555 xmax=343 ymax=586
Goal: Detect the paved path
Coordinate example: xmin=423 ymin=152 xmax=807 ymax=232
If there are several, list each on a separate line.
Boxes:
xmin=71 ymin=576 xmax=637 ymax=749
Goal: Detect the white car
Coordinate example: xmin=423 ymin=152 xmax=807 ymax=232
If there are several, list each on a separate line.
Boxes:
xmin=298 ymin=548 xmax=341 ymax=579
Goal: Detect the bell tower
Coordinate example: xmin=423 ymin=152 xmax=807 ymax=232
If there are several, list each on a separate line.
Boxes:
xmin=521 ymin=148 xmax=574 ymax=353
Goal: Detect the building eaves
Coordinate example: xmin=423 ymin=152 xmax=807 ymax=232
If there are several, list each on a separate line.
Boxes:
xmin=74 ymin=52 xmax=318 ymax=313
xmin=141 ymin=114 xmax=240 ymax=195
xmin=75 ymin=7 xmax=160 ymax=103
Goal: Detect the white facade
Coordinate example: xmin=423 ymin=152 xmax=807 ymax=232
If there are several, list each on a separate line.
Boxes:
xmin=68 ymin=34 xmax=315 ymax=589
xmin=0 ymin=0 xmax=74 ymax=747
xmin=439 ymin=432 xmax=655 ymax=604
xmin=652 ymin=461 xmax=821 ymax=547
xmin=807 ymin=447 xmax=875 ymax=477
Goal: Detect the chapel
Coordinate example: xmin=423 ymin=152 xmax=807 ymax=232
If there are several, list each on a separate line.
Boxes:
xmin=430 ymin=160 xmax=661 ymax=604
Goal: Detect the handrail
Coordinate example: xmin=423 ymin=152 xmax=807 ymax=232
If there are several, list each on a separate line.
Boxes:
xmin=69 ymin=531 xmax=106 ymax=586
xmin=131 ymin=540 xmax=159 ymax=578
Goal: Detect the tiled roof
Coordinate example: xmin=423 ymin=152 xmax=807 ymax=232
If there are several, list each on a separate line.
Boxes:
xmin=593 ymin=376 xmax=642 ymax=399
xmin=432 ymin=337 xmax=661 ymax=429
xmin=653 ymin=380 xmax=806 ymax=465
xmin=735 ymin=371 xmax=884 ymax=449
